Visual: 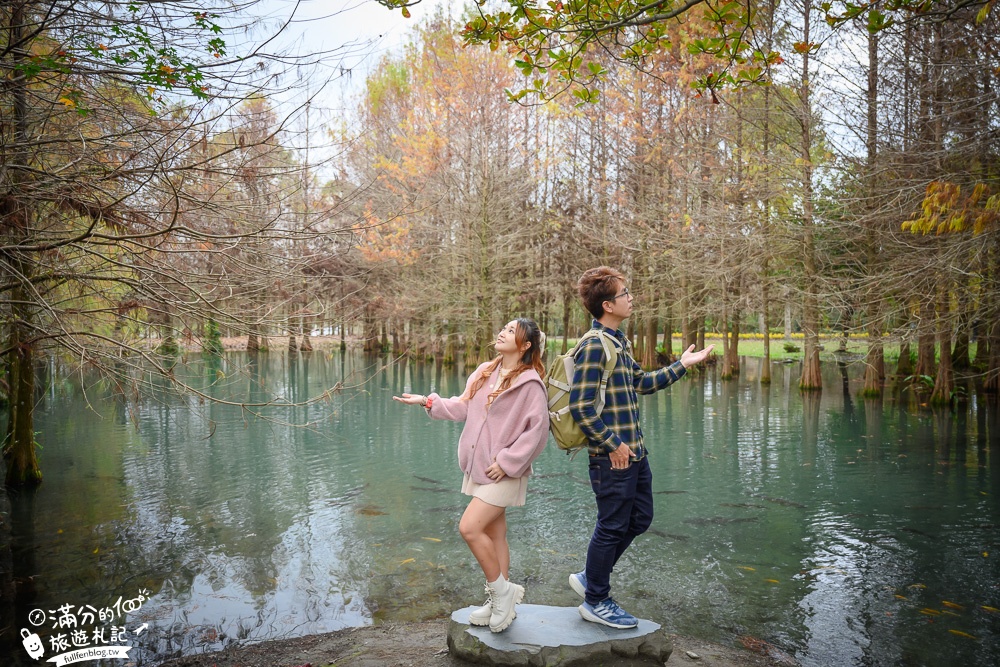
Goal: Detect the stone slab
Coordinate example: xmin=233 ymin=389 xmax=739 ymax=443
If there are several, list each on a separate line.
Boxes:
xmin=448 ymin=604 xmax=673 ymax=666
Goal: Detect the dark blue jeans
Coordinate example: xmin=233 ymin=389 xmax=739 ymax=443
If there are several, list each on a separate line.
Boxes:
xmin=584 ymin=455 xmax=653 ymax=605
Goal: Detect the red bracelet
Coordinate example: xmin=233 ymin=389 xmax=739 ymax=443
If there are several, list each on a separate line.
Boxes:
xmin=424 ymin=396 xmax=434 ymax=409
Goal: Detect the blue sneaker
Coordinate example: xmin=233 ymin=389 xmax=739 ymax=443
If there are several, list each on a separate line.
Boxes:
xmin=578 ymin=597 xmax=639 ymax=629
xmin=568 ymin=571 xmax=586 ymax=598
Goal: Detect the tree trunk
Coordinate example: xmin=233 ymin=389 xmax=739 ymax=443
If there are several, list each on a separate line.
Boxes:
xmin=930 ymin=284 xmax=953 ymax=404
xmin=861 ymin=9 xmax=882 ymax=400
xmin=896 ymin=341 xmax=913 ymax=376
xmin=157 ymin=303 xmax=178 ymax=355
xmin=2 ymin=1 xmax=40 ymax=487
xmin=722 ymin=316 xmax=741 ymax=380
xmin=759 ymin=36 xmax=773 ymax=386
xmin=916 ymin=334 xmax=935 ymax=376
xmin=391 ymin=321 xmax=401 ymax=356
xmin=862 ymin=334 xmax=885 ymax=397
xmin=300 ymin=315 xmax=313 ymax=352
xmin=679 ymin=276 xmax=692 ymax=350
xmin=434 ymin=329 xmax=445 ymax=363
xmin=682 ymin=316 xmax=694 ymax=350
xmin=467 ymin=315 xmax=490 ymax=367
xmin=663 ymin=305 xmax=673 ymax=360
xmin=634 ymin=317 xmax=645 ymax=364
xmin=5 ymin=265 xmax=40 ymax=487
xmin=915 ymin=301 xmax=935 ymax=377
xmin=972 ymin=329 xmax=989 ymax=369
xmin=444 ymin=322 xmax=457 ymax=365
xmin=288 ymin=311 xmax=298 ymax=354
xmin=952 ymin=330 xmax=970 ymax=371
xmin=248 ymin=317 xmax=267 ymax=352
xmin=5 ymin=336 xmax=41 ymax=486
xmin=796 ymin=0 xmax=822 ymax=391
xmin=730 ymin=317 xmax=740 ymax=376
xmin=363 ymin=306 xmax=379 ymax=353
xmin=952 ymin=274 xmax=971 ymax=370
xmin=642 ymin=317 xmax=658 ymax=369
xmin=985 ymin=318 xmax=999 ymax=393
xmin=800 ymin=295 xmax=822 ymax=390
xmin=720 ymin=302 xmax=731 ymax=377
xmin=799 ymin=312 xmax=823 ymax=391
xmin=930 ymin=336 xmax=953 ymax=404
xmin=761 ymin=288 xmax=771 ymax=384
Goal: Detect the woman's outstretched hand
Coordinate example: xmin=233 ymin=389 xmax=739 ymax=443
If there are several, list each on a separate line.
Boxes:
xmin=392 ymin=393 xmax=426 ymax=406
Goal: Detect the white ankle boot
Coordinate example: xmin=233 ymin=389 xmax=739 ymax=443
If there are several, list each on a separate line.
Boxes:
xmin=486 ymin=575 xmax=524 ymax=633
xmin=468 ymin=583 xmax=493 ymax=626
xmin=469 ymin=580 xmax=518 ymax=627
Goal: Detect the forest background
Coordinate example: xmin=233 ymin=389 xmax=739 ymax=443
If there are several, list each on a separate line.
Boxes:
xmin=1 ymin=0 xmax=999 ymax=655
xmin=1 ymin=0 xmax=998 ymax=487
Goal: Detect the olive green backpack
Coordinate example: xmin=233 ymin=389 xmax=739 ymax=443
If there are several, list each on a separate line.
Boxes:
xmin=545 ymin=329 xmax=620 ymax=454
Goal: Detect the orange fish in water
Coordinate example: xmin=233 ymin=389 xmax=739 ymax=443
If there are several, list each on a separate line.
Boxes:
xmin=941 ymin=601 xmax=964 ymax=610
xmin=948 ymin=630 xmax=977 ymax=640
xmin=919 ymin=608 xmax=941 ymax=616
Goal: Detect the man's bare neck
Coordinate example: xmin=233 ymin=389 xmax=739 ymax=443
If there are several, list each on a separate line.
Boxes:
xmin=596 ymin=315 xmax=624 ymax=331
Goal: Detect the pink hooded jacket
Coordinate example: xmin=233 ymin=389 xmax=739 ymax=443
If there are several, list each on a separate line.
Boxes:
xmin=427 ymin=362 xmax=549 ymax=485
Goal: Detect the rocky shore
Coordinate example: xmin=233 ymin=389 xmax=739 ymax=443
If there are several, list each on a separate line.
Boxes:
xmin=157 ymin=618 xmax=795 ymax=667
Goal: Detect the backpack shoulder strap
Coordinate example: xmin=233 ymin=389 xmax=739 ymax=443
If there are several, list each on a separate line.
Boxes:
xmin=589 ymin=330 xmax=620 ymax=413
xmin=592 ymin=330 xmax=620 ymax=373
xmin=570 ymin=329 xmax=599 ymax=355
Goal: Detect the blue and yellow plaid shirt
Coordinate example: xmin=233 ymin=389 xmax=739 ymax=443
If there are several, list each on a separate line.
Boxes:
xmin=568 ymin=320 xmax=686 ymax=459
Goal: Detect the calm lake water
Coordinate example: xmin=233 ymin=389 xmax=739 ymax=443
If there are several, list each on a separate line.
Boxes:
xmin=7 ymin=351 xmax=1000 ymax=666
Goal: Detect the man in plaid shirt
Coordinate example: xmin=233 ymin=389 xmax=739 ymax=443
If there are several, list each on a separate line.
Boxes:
xmin=568 ymin=266 xmax=714 ymax=629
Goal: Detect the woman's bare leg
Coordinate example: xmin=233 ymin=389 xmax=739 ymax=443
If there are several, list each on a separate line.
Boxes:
xmin=459 ymin=498 xmax=507 ymax=581
xmin=482 ymin=509 xmax=509 ymax=578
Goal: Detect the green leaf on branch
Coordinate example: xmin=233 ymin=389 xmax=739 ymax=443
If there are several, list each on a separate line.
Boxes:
xmin=867 ymin=9 xmax=893 ymax=33
xmin=572 ymin=87 xmax=600 ymax=105
xmin=505 ymin=87 xmax=530 ymax=102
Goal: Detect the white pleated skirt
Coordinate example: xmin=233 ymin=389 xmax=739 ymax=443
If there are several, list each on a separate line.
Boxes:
xmin=461 ymin=473 xmax=528 ymax=507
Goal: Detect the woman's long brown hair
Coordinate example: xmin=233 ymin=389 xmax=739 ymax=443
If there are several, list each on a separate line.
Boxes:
xmin=464 ymin=318 xmax=545 ymax=404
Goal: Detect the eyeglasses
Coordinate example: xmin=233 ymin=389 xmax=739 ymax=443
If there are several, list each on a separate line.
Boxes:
xmin=609 ymin=288 xmax=631 ymax=301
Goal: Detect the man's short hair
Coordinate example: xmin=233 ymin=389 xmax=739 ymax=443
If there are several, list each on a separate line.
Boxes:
xmin=578 ymin=266 xmax=625 ymax=320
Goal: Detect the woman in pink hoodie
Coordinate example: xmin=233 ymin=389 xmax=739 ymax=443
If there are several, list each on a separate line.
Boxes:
xmin=393 ymin=318 xmax=549 ymax=633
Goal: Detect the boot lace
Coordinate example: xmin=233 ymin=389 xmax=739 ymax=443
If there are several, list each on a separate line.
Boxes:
xmin=483 ymin=582 xmax=494 ymax=606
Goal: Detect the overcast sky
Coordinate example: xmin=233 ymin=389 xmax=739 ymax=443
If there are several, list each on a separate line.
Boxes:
xmin=261 ymin=0 xmax=452 ymax=97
